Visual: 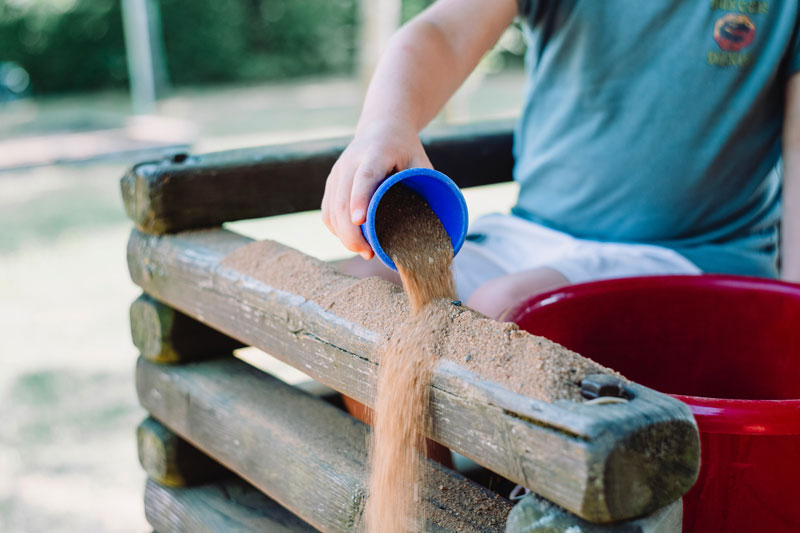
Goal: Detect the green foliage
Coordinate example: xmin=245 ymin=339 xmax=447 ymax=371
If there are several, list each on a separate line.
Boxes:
xmin=235 ymin=0 xmax=357 ymax=81
xmin=157 ymin=0 xmax=358 ymax=84
xmin=0 ymin=0 xmax=128 ymax=93
xmin=402 ymin=0 xmax=435 ymax=23
xmin=0 ymin=0 xmax=358 ymax=93
xmin=0 ymin=0 xmax=519 ymax=94
xmin=157 ymin=0 xmax=249 ymax=84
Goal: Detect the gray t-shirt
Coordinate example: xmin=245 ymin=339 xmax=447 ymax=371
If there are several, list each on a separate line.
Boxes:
xmin=513 ymin=0 xmax=800 ymax=277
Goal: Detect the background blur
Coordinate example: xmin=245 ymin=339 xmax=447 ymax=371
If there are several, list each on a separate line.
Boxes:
xmin=0 ymin=0 xmax=525 ymax=530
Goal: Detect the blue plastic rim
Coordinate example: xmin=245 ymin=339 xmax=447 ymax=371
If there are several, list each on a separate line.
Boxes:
xmin=361 ymin=168 xmax=469 ymax=271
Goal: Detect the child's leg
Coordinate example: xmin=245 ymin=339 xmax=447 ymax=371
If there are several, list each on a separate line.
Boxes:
xmin=466 ymin=266 xmax=569 ymax=320
xmin=451 ymin=213 xmax=575 ymax=304
xmin=453 ymin=213 xmax=703 ymax=320
xmin=463 ymin=233 xmax=703 ymax=321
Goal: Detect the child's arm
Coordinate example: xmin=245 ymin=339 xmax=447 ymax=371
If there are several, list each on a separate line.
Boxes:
xmin=321 ymin=0 xmax=519 ymax=259
xmin=782 ymin=74 xmax=800 ymax=282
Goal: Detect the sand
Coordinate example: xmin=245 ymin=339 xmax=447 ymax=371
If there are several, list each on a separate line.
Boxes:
xmin=374 ymin=185 xmax=457 ymax=314
xmin=366 ymin=306 xmax=449 ymax=531
xmin=221 ymin=241 xmax=615 ymax=404
xmin=221 ymin=188 xmax=620 ymax=530
xmin=423 ymin=463 xmax=511 ymax=531
xmin=364 ymin=184 xmax=458 ymax=532
xmin=440 ymin=303 xmax=608 ymax=402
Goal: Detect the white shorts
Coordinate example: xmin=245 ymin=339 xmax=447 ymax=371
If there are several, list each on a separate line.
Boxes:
xmin=453 ymin=214 xmax=701 ymax=301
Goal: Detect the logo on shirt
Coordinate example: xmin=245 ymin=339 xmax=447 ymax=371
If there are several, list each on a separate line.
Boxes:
xmin=707 ymin=1 xmax=765 ymax=68
xmin=714 ymin=14 xmax=756 ymax=51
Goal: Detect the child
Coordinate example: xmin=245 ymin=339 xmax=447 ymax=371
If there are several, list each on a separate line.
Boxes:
xmin=322 ymin=0 xmax=800 ymax=319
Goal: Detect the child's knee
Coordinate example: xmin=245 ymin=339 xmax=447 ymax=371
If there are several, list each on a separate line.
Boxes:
xmin=466 ymin=276 xmax=522 ymax=320
xmin=466 ymin=268 xmax=569 ymax=320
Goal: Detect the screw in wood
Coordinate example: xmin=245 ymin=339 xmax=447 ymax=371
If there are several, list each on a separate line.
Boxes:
xmin=170 ymin=152 xmax=189 ymax=164
xmin=580 ymin=374 xmax=631 ymax=401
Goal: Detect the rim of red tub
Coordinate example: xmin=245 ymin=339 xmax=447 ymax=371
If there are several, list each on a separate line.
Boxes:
xmin=504 ymin=274 xmax=800 ymax=436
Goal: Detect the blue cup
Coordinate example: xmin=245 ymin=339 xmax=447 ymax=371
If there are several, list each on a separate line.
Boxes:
xmin=361 ymin=167 xmax=469 ymax=271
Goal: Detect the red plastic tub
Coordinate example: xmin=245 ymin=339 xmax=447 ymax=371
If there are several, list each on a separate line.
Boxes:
xmin=505 ymin=275 xmax=800 ymax=532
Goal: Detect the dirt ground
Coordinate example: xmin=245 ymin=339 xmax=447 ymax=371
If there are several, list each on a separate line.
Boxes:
xmin=0 ymin=73 xmax=521 ymax=532
xmin=0 ymin=167 xmax=146 ymax=531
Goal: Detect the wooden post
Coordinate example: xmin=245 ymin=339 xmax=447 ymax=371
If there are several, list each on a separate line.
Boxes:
xmin=120 ymin=121 xmax=515 ymax=234
xmin=127 ymin=228 xmax=700 ymax=523
xmin=358 ymin=0 xmax=401 ymax=88
xmin=137 ymin=417 xmax=227 ymax=487
xmin=137 ymin=356 xmax=513 ymax=532
xmin=130 ymin=293 xmax=243 ymax=364
xmin=145 ymin=473 xmax=682 ymax=533
xmin=506 ymin=493 xmax=682 ymax=533
xmin=121 ymin=0 xmax=162 ymax=114
xmin=145 ymin=477 xmax=315 ymax=532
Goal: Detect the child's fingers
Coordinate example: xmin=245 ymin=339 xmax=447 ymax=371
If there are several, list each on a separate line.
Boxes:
xmin=350 ymin=157 xmax=391 ymax=225
xmin=334 ymin=163 xmax=373 ymax=259
xmin=336 ymin=209 xmax=373 ymax=259
xmin=323 ymin=143 xmax=425 ymax=261
xmin=321 ymin=165 xmax=338 ymax=233
xmin=322 ymin=158 xmax=358 ymax=237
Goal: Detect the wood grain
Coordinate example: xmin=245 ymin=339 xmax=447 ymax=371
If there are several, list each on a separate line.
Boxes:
xmin=137 ymin=356 xmax=513 ymax=532
xmin=120 ymin=120 xmax=514 ymax=234
xmin=127 ymin=228 xmax=700 ymax=523
xmin=137 ymin=416 xmax=227 ymax=487
xmin=130 ymin=294 xmax=244 ymax=364
xmin=505 ymin=492 xmax=682 ymax=533
xmin=145 ymin=477 xmax=316 ymax=532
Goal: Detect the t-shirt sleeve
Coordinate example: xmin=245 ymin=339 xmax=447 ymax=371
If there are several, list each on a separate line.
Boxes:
xmin=791 ymin=17 xmax=800 ymax=74
xmin=516 ymin=0 xmax=537 ymax=20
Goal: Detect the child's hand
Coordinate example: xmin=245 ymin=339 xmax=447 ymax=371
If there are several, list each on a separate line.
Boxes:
xmin=320 ymin=0 xmax=516 ymax=260
xmin=321 ymin=123 xmax=432 ymax=260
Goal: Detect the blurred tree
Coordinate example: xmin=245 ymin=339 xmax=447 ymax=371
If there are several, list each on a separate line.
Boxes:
xmin=121 ymin=0 xmax=166 ymax=113
xmin=157 ymin=0 xmax=248 ymax=84
xmin=236 ymin=0 xmax=357 ymax=80
xmin=0 ymin=0 xmax=128 ymax=93
xmin=401 ymin=0 xmax=434 ymax=22
xmin=358 ymin=0 xmax=400 ymax=86
xmin=0 ymin=0 xmax=358 ymax=93
xmin=0 ymin=0 xmax=519 ymax=95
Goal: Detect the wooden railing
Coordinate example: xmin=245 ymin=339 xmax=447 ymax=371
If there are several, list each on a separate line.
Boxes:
xmin=124 ymin=121 xmax=698 ymax=532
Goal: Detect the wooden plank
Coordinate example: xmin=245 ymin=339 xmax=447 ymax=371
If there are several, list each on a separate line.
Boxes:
xmin=505 ymin=493 xmax=682 ymax=533
xmin=120 ymin=120 xmax=514 ymax=234
xmin=145 ymin=477 xmax=681 ymax=533
xmin=131 ymin=293 xmax=244 ymax=364
xmin=127 ymin=228 xmax=700 ymax=523
xmin=137 ymin=356 xmax=513 ymax=532
xmin=137 ymin=416 xmax=229 ymax=487
xmin=145 ymin=477 xmax=316 ymax=532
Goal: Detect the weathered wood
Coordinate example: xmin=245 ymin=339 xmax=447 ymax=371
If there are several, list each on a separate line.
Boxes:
xmin=137 ymin=356 xmax=513 ymax=532
xmin=137 ymin=416 xmax=227 ymax=487
xmin=130 ymin=293 xmax=244 ymax=363
xmin=505 ymin=493 xmax=682 ymax=533
xmin=127 ymin=228 xmax=700 ymax=523
xmin=145 ymin=477 xmax=315 ymax=532
xmin=120 ymin=120 xmax=514 ymax=234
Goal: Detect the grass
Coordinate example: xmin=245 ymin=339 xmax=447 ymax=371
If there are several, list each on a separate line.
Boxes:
xmin=0 ymin=161 xmax=147 ymax=532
